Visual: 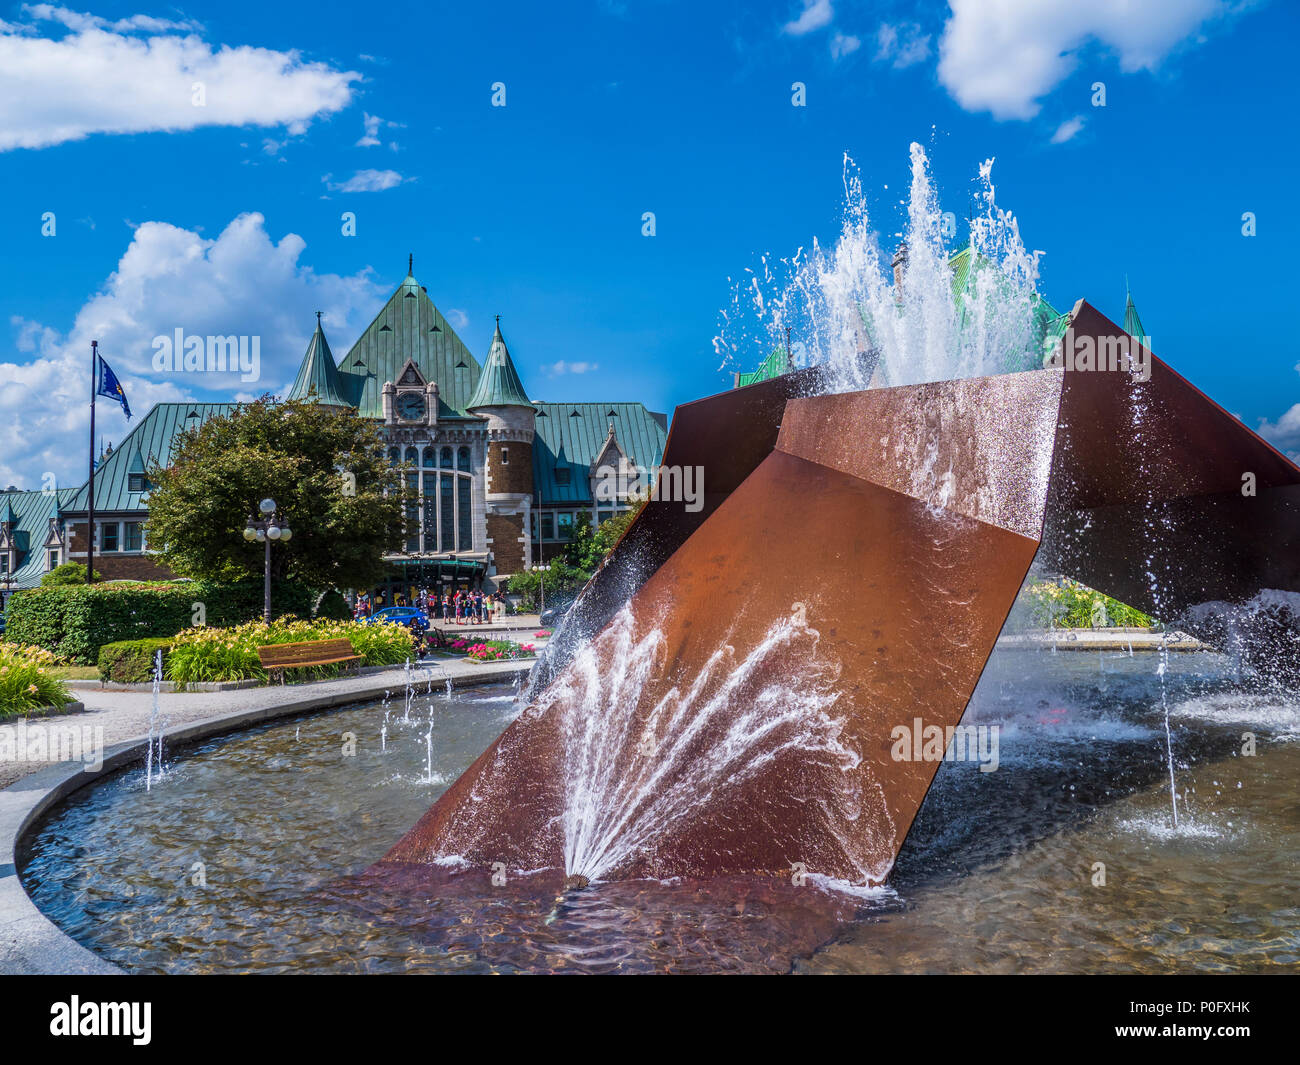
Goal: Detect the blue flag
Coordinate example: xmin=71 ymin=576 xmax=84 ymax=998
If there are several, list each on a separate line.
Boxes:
xmin=95 ymin=354 xmax=132 ymax=420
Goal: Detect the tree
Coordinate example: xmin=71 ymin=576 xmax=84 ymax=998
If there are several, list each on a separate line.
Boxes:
xmin=42 ymin=562 xmax=101 ymax=586
xmin=143 ymin=396 xmax=404 ymax=591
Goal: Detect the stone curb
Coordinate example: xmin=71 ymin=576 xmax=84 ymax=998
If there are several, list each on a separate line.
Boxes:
xmin=0 ymin=701 xmax=85 ymax=722
xmin=0 ymin=662 xmax=529 ymax=976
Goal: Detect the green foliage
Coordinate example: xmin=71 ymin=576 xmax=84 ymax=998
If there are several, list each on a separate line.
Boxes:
xmin=4 ymin=579 xmax=314 ymax=664
xmin=506 ymin=558 xmax=589 ymax=612
xmin=97 ymin=638 xmax=173 ymax=684
xmin=41 ymin=562 xmax=101 ymax=586
xmin=142 ymin=395 xmax=405 ymax=591
xmin=0 ymin=644 xmax=72 ymax=716
xmin=314 ymin=589 xmax=353 ymax=621
xmin=1018 ymin=577 xmax=1155 ymax=629
xmin=165 ymin=618 xmax=414 ymax=688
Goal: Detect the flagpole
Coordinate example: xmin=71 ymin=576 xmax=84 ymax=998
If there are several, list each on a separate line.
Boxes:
xmin=87 ymin=341 xmax=97 ymax=585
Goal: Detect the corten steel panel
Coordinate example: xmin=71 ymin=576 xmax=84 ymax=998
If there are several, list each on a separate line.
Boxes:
xmin=386 ymin=448 xmax=1040 ymax=882
xmin=1039 ymin=302 xmax=1300 ymax=620
xmin=383 ymin=301 xmax=1300 ymax=887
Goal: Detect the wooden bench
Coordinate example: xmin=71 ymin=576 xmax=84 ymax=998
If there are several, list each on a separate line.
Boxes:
xmin=257 ymin=639 xmax=362 ymax=685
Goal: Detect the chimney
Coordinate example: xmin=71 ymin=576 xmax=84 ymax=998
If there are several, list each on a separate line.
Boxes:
xmin=891 ymin=243 xmax=908 ymax=300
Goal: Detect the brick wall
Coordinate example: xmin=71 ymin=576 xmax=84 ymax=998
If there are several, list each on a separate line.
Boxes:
xmin=486 ymin=440 xmax=533 ymax=496
xmin=486 ymin=513 xmax=526 ymax=574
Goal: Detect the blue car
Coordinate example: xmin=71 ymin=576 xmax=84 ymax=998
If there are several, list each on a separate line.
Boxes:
xmin=362 ymin=606 xmax=430 ymax=628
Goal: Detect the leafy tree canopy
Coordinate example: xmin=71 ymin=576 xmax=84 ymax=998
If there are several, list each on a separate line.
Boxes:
xmin=42 ymin=562 xmax=101 ymax=586
xmin=143 ymin=396 xmax=404 ymax=591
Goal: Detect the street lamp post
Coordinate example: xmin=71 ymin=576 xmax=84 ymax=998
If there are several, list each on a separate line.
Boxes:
xmin=242 ymin=498 xmax=292 ymax=624
xmin=530 ymin=561 xmax=551 ymax=618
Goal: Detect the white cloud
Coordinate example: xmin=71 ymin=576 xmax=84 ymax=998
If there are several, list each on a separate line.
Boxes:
xmin=324 ymin=169 xmax=410 ymax=193
xmin=875 ymin=22 xmax=930 ymax=68
xmin=783 ymin=0 xmax=833 ymax=37
xmin=830 ymin=32 xmax=860 ymax=60
xmin=1051 ymin=115 xmax=1086 ymax=143
xmin=546 ymin=361 xmax=599 ymax=377
xmin=445 ymin=309 xmax=469 ymax=331
xmin=0 ymin=213 xmax=388 ymax=490
xmin=356 ymin=112 xmax=403 ymax=148
xmin=937 ymin=0 xmax=1228 ymax=120
xmin=0 ymin=7 xmax=359 ymax=150
xmin=1258 ymin=404 xmax=1300 ymax=463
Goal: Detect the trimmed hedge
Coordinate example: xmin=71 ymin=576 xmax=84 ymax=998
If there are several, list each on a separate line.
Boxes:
xmin=98 ymin=638 xmax=174 ymax=684
xmin=314 ymin=589 xmax=353 ymax=622
xmin=4 ymin=579 xmax=314 ymax=664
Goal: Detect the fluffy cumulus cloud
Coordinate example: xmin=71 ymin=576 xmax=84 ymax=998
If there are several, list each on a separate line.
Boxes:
xmin=937 ymin=0 xmax=1228 ymax=119
xmin=783 ymin=0 xmax=833 ymax=37
xmin=830 ymin=32 xmax=860 ymax=61
xmin=0 ymin=5 xmax=359 ymax=150
xmin=0 ymin=214 xmax=388 ymax=490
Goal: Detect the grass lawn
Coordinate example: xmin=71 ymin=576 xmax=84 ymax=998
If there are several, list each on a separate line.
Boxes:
xmin=47 ymin=665 xmax=100 ymax=680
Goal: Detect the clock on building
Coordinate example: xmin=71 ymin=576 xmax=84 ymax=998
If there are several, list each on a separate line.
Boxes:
xmin=396 ymin=391 xmax=427 ymax=422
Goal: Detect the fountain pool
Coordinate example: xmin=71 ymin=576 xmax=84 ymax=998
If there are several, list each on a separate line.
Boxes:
xmin=16 ymin=651 xmax=1300 ymax=974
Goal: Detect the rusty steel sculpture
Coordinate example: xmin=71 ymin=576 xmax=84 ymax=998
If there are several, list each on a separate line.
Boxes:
xmin=380 ymin=302 xmax=1300 ymax=886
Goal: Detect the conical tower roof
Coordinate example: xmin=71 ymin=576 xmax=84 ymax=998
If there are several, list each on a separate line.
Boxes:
xmin=467 ymin=319 xmax=534 ymax=411
xmin=1123 ymin=282 xmax=1149 ymax=348
xmin=288 ymin=314 xmax=351 ymax=406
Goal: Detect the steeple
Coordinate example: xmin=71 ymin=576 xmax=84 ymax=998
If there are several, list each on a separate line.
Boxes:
xmin=287 ymin=314 xmax=351 ymax=406
xmin=1123 ymin=280 xmax=1149 ymax=349
xmin=466 ymin=318 xmax=534 ymax=411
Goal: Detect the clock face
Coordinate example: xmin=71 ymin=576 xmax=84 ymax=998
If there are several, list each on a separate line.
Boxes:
xmin=396 ymin=392 xmax=427 ymax=421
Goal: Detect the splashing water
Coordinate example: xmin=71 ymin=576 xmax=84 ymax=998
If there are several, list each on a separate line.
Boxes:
xmin=546 ymin=605 xmax=891 ymax=884
xmin=715 ymin=143 xmax=1046 ymax=394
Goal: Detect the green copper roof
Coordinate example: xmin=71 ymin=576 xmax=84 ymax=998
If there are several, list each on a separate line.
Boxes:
xmin=65 ymin=402 xmax=238 ymax=514
xmin=334 ymin=270 xmax=482 ymax=419
xmin=532 ymin=403 xmax=668 ymax=505
xmin=736 ymin=347 xmax=794 ymax=388
xmin=287 ymin=317 xmax=350 ymax=406
xmin=466 ymin=322 xmax=534 ymax=411
xmin=1 ymin=486 xmax=79 ymax=589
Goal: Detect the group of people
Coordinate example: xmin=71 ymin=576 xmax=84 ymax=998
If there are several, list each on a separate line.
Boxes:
xmin=353 ymin=588 xmax=507 ymax=625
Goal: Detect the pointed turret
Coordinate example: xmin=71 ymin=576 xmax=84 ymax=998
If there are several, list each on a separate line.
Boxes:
xmin=288 ymin=313 xmax=351 ymax=406
xmin=467 ymin=318 xmax=534 ymax=412
xmin=1123 ymin=281 xmax=1149 ymax=349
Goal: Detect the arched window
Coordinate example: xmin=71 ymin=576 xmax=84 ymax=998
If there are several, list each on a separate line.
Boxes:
xmin=422 ymin=446 xmax=436 ymax=467
xmin=440 ymin=446 xmax=453 ymax=468
xmin=457 ymin=446 xmax=471 ymax=472
xmin=388 ymin=447 xmax=400 ymax=467
xmin=405 ymin=446 xmax=418 ymax=465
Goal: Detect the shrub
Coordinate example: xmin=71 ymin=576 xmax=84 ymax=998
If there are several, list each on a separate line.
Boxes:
xmin=0 ymin=644 xmax=72 ymax=717
xmin=97 ymin=638 xmax=174 ymax=684
xmin=166 ymin=618 xmax=414 ymax=688
xmin=41 ymin=562 xmax=101 ymax=586
xmin=314 ymin=590 xmax=353 ymax=622
xmin=4 ymin=579 xmax=314 ymax=663
xmin=1017 ymin=578 xmax=1155 ymax=629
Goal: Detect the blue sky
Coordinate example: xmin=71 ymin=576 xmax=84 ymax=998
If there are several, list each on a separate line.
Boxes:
xmin=2 ymin=0 xmax=1298 ymax=490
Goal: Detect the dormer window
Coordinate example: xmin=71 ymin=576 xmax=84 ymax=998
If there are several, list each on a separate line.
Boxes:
xmin=128 ymin=472 xmax=147 ymax=493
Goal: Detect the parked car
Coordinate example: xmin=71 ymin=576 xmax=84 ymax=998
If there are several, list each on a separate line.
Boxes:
xmin=362 ymin=606 xmax=430 ymax=627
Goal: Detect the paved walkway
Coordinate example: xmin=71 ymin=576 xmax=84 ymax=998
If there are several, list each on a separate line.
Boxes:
xmin=0 ymin=654 xmax=533 ymax=791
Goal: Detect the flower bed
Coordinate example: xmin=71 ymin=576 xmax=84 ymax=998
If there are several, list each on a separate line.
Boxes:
xmin=460 ymin=638 xmax=536 ymax=662
xmin=166 ymin=618 xmax=415 ymax=688
xmin=0 ymin=644 xmax=73 ymax=717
